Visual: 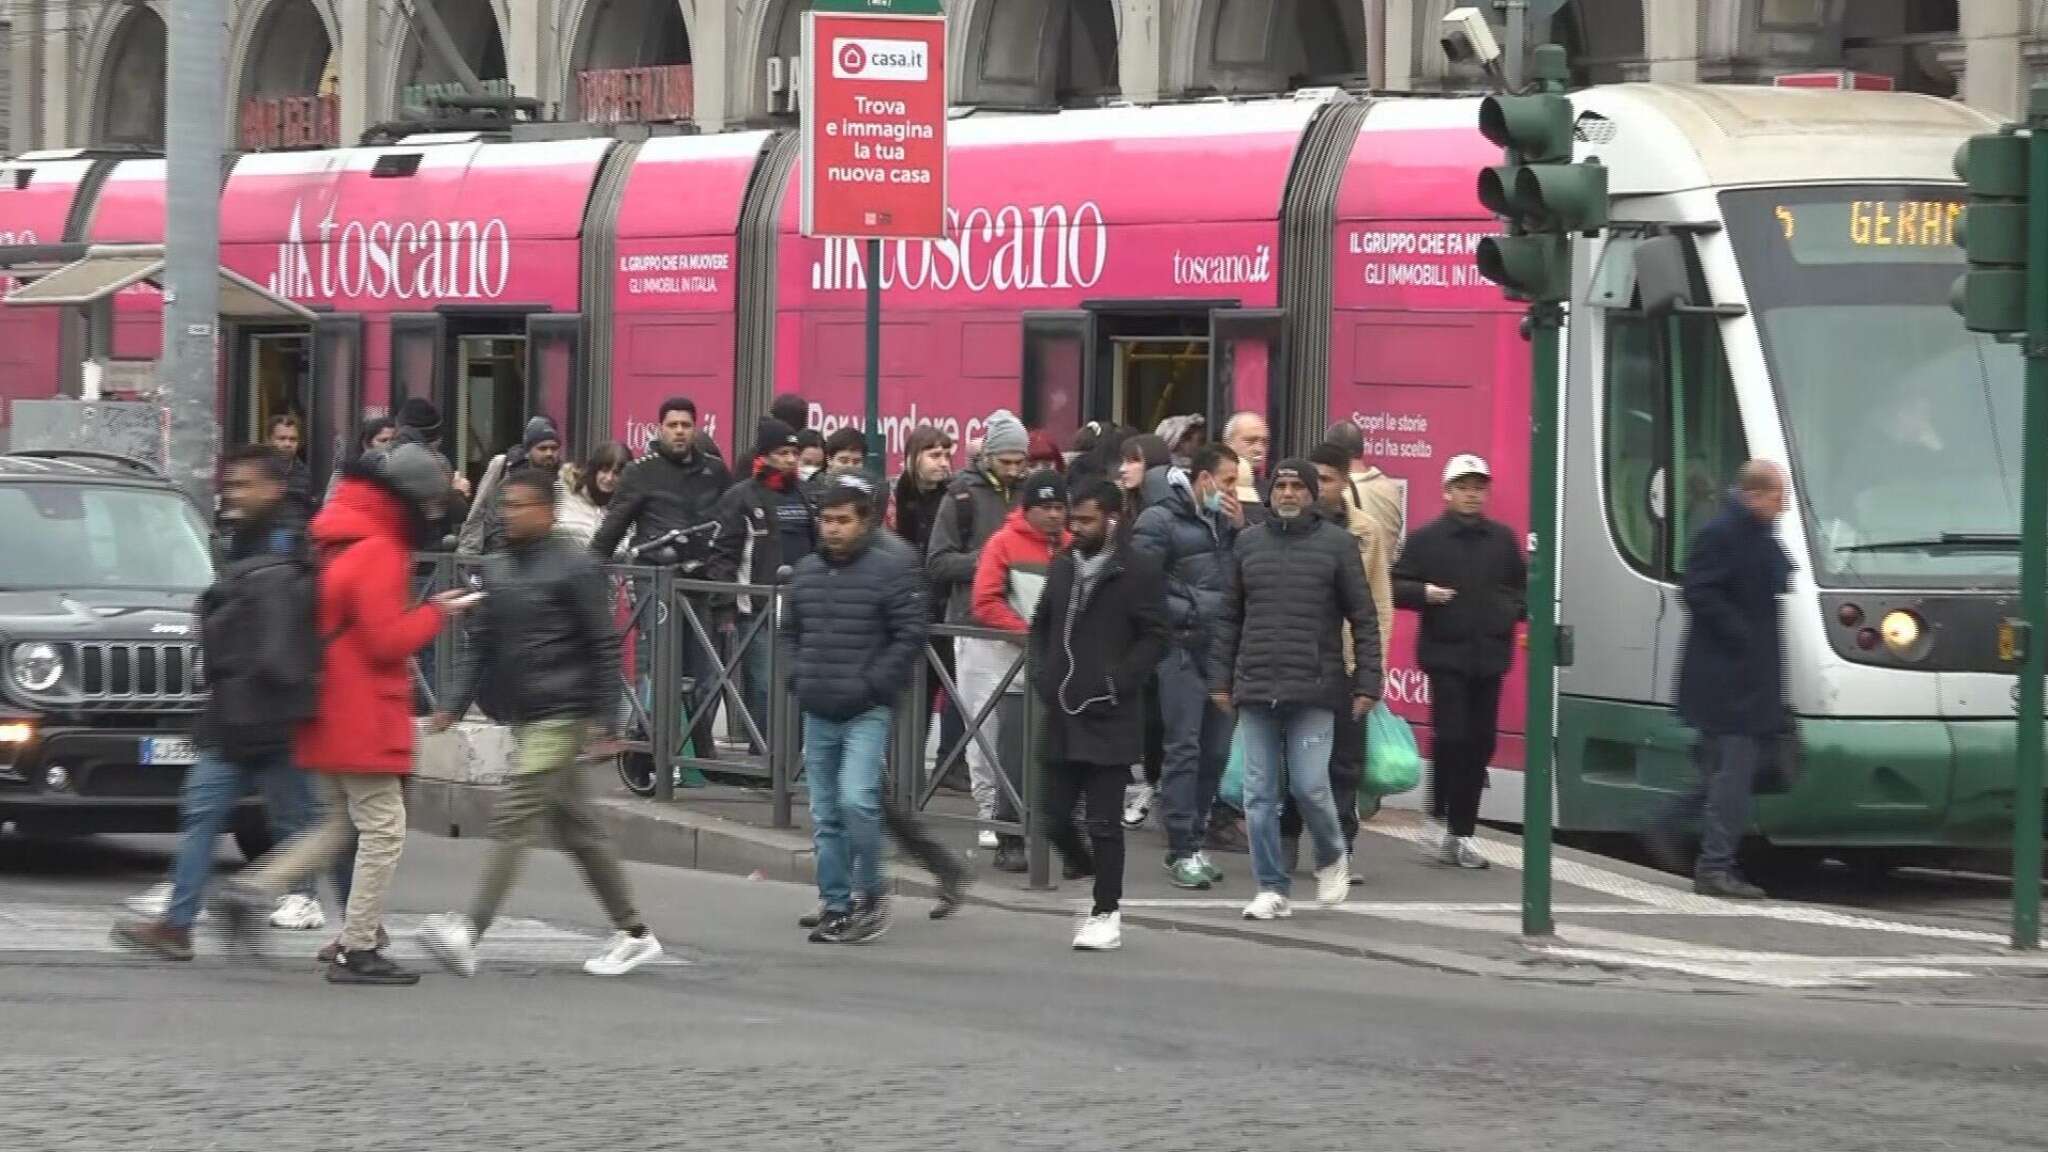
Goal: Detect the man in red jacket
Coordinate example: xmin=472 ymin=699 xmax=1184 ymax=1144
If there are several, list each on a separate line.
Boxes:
xmin=217 ymin=443 xmax=475 ymax=985
xmin=970 ymin=470 xmax=1069 ymax=871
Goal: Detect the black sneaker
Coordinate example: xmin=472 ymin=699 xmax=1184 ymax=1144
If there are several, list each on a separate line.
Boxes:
xmin=807 ymin=909 xmax=853 ymax=943
xmin=325 ymin=947 xmax=421 ymax=986
xmin=209 ymin=883 xmax=267 ymax=958
xmin=930 ymin=865 xmax=967 ymax=920
xmin=992 ymin=842 xmax=1029 ymax=874
xmin=1694 ymin=872 xmax=1768 ymax=900
xmin=841 ymin=897 xmax=891 ymax=945
xmin=1062 ymin=856 xmax=1095 ymax=882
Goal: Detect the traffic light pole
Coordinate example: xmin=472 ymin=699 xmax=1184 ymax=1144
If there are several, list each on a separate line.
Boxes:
xmin=2012 ymin=86 xmax=2048 ymax=951
xmin=864 ymin=237 xmax=885 ymax=479
xmin=1523 ymin=301 xmax=1562 ymax=938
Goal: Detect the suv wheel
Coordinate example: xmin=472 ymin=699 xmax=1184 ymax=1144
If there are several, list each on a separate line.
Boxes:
xmin=234 ymin=826 xmax=275 ymax=863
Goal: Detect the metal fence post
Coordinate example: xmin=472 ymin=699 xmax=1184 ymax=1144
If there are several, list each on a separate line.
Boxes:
xmin=652 ymin=567 xmax=679 ymax=804
xmin=1021 ymin=677 xmax=1052 ymax=892
xmin=770 ymin=590 xmax=794 ymax=829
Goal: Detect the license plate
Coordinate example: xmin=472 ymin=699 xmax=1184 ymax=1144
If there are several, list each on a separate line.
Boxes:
xmin=140 ymin=737 xmax=198 ymax=766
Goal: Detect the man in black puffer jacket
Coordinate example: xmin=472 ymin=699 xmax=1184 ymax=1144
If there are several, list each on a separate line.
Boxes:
xmin=784 ymin=474 xmax=937 ymax=945
xmin=1211 ymin=459 xmax=1380 ymax=920
xmin=421 ymin=470 xmax=663 ymax=979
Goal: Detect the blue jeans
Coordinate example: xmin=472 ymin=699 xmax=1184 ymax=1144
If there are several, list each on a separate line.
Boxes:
xmin=805 ymin=706 xmax=890 ymax=912
xmin=167 ymin=750 xmax=314 ymax=929
xmin=1157 ymin=646 xmax=1233 ymax=859
xmin=1238 ymin=703 xmax=1344 ymax=895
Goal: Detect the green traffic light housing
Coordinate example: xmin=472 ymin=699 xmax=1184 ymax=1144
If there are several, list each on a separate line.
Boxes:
xmin=1478 ymin=94 xmax=1573 ymax=163
xmin=1951 ymin=130 xmax=2031 ymax=334
xmin=1476 ymin=233 xmax=1571 ymax=303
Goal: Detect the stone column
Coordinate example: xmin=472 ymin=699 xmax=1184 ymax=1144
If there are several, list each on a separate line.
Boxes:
xmin=1643 ymin=0 xmax=1700 ymax=84
xmin=335 ymin=0 xmax=377 ymax=144
xmin=1116 ymin=0 xmax=1163 ymax=104
xmin=1960 ymin=0 xmax=2025 ymax=120
xmin=691 ymin=0 xmax=725 ymax=132
xmin=42 ymin=0 xmax=74 ymax=146
xmin=504 ymin=0 xmax=545 ymax=111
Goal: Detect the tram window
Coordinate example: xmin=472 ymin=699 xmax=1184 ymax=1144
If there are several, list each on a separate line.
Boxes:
xmin=1602 ymin=314 xmax=1663 ymax=575
xmin=455 ymin=335 xmax=529 ymax=489
xmin=1671 ymin=317 xmax=1746 ymax=574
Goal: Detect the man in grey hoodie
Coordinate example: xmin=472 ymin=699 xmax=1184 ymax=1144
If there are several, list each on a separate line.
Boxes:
xmin=926 ymin=408 xmax=1031 ymax=838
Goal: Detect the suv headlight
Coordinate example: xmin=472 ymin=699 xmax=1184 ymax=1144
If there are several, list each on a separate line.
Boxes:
xmin=10 ymin=643 xmax=63 ymax=693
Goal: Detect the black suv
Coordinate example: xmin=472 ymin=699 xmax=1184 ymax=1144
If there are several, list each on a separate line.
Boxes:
xmin=0 ymin=450 xmax=269 ymax=857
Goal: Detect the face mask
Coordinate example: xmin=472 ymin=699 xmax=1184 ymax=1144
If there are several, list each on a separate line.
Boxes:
xmin=798 ymin=465 xmax=819 ymax=481
xmin=1202 ymin=490 xmax=1224 ymax=514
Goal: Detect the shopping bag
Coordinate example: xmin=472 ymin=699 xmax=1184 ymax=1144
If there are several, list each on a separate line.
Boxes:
xmin=1363 ymin=701 xmax=1422 ymax=797
xmin=1217 ymin=727 xmax=1246 ymax=812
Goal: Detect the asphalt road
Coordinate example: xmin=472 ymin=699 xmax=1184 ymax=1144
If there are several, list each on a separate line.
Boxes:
xmin=2 ymin=831 xmax=2045 ymax=1152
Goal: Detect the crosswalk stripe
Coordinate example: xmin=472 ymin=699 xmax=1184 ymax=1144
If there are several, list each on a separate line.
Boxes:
xmin=0 ymin=903 xmax=686 ymax=967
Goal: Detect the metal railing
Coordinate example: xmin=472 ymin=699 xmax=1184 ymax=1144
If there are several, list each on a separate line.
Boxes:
xmin=408 ymin=554 xmax=1051 ymax=889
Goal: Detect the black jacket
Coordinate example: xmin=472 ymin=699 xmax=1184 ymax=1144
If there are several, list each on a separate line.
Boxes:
xmin=1676 ymin=496 xmax=1793 ymax=737
xmin=588 ymin=442 xmax=733 ymax=570
xmin=783 ymin=529 xmax=928 ymax=721
xmin=1211 ymin=512 xmax=1382 ymax=709
xmin=1391 ymin=512 xmax=1528 ymax=678
xmin=283 ymin=458 xmax=319 ymax=527
xmin=893 ymin=478 xmax=949 ymax=622
xmin=925 ymin=468 xmax=1013 ymax=622
xmin=1030 ymin=546 xmax=1170 ymax=766
xmin=1130 ymin=468 xmax=1237 ymax=658
xmin=443 ymin=533 xmax=619 ymax=726
xmin=194 ymin=517 xmax=315 ymax=760
xmin=712 ymin=473 xmax=813 ymax=593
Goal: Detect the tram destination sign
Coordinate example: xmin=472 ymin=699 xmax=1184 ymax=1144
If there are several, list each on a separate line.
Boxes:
xmin=1767 ymin=192 xmax=1966 ymax=266
xmin=801 ymin=9 xmax=948 ymax=239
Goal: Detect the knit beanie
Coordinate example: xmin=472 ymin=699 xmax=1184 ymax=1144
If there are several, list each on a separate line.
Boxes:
xmin=756 ymin=417 xmax=800 ymax=457
xmin=1020 ymin=469 xmax=1067 ymax=511
xmin=981 ymin=409 xmax=1029 ymax=458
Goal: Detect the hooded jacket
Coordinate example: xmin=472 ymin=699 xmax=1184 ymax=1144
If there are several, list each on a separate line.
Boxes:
xmin=1391 ymin=509 xmax=1527 ymax=678
xmin=392 ymin=423 xmax=469 ymax=549
xmin=296 ymin=475 xmax=448 ymax=774
xmin=588 ymin=439 xmax=733 ymax=568
xmin=925 ymin=466 xmax=1014 ymax=623
xmin=971 ymin=508 xmax=1066 ymax=635
xmin=459 ymin=416 xmax=560 ymax=555
xmin=782 ymin=528 xmax=928 ymax=721
xmin=1029 ymin=542 xmax=1170 ymax=766
xmin=1130 ymin=467 xmax=1238 ymax=659
xmin=1211 ymin=509 xmax=1382 ymax=709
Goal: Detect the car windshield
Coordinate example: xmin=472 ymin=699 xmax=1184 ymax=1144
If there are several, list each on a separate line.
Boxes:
xmin=0 ymin=482 xmax=213 ymax=592
xmin=1723 ymin=186 xmax=2024 ymax=589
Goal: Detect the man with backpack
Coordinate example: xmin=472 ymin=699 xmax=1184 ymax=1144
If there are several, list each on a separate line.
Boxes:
xmin=111 ymin=446 xmax=330 ymax=960
xmin=214 ymin=442 xmax=476 ymax=985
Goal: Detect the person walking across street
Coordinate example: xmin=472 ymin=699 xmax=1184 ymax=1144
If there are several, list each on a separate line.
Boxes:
xmin=1652 ymin=460 xmax=1793 ymax=900
xmin=1130 ymin=444 xmax=1243 ymax=890
xmin=1391 ymin=454 xmax=1526 ymax=871
xmin=589 ymin=397 xmax=733 ymax=766
xmin=784 ymin=474 xmax=936 ymax=943
xmin=112 ymin=446 xmax=329 ymax=959
xmin=1212 ymin=460 xmax=1380 ymax=919
xmin=927 ymin=409 xmax=1031 ymax=847
xmin=971 ymin=469 xmax=1071 ymax=872
xmin=214 ymin=442 xmax=476 ymax=985
xmin=418 ymin=471 xmax=666 ymax=977
xmin=1031 ymin=481 xmax=1169 ymax=950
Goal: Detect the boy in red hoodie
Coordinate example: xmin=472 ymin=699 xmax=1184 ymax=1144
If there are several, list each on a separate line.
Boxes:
xmin=969 ymin=470 xmax=1069 ymax=870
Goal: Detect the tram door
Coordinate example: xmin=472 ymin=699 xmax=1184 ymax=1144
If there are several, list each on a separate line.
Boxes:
xmin=239 ymin=328 xmax=311 ymax=449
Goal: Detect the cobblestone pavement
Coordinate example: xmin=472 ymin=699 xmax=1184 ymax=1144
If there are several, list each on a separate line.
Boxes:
xmin=3 ymin=833 xmax=2046 ymax=1152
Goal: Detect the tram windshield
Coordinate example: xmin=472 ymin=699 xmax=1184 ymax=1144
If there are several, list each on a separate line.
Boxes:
xmin=1724 ymin=185 xmax=2025 ymax=589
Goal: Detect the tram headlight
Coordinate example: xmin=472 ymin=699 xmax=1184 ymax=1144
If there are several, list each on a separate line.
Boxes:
xmin=1880 ymin=609 xmax=1929 ymax=661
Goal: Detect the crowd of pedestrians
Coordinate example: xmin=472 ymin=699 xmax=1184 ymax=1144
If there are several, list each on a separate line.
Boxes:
xmin=114 ymin=380 xmax=1615 ymax=977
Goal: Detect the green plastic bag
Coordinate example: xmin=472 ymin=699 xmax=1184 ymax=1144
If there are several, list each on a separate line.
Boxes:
xmin=1363 ymin=701 xmax=1422 ymax=797
xmin=1218 ymin=727 xmax=1246 ymax=812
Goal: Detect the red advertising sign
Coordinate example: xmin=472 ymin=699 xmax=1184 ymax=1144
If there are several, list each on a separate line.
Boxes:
xmin=801 ymin=11 xmax=948 ymax=239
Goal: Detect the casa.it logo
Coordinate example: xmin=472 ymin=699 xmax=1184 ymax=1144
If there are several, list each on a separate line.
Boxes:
xmin=831 ymin=37 xmax=928 ymax=82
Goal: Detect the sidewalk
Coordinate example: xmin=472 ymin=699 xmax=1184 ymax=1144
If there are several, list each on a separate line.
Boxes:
xmin=411 ymin=723 xmax=2048 ymax=1003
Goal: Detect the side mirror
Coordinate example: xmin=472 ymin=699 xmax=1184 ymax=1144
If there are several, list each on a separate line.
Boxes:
xmin=1633 ymin=235 xmax=1693 ymax=319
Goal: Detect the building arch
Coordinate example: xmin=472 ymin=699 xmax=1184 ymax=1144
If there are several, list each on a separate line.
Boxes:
xmin=381 ymin=0 xmax=514 ymax=122
xmin=560 ymin=0 xmax=696 ymax=120
xmin=230 ymin=0 xmax=342 ymax=145
xmin=84 ymin=1 xmax=169 ymax=149
xmin=734 ymin=0 xmax=808 ymax=124
xmin=1174 ymin=0 xmax=1367 ymax=95
xmin=954 ymin=0 xmax=1122 ymax=108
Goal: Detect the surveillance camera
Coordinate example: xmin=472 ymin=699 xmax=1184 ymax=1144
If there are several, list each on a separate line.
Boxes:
xmin=1440 ymin=6 xmax=1503 ymax=69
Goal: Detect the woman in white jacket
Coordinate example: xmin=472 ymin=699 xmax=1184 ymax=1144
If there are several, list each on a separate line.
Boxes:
xmin=556 ymin=442 xmax=632 ymax=552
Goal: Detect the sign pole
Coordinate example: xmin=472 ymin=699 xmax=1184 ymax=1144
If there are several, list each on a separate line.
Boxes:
xmin=865 ymin=237 xmax=884 ymax=478
xmin=2013 ymin=84 xmax=2048 ymax=950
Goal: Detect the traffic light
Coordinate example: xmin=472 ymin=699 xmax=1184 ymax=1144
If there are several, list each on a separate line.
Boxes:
xmin=1952 ymin=131 xmax=2029 ymax=335
xmin=1474 ymin=86 xmax=1607 ymax=302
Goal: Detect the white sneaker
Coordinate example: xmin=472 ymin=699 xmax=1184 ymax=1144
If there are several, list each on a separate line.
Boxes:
xmin=125 ymin=881 xmax=173 ymax=918
xmin=1242 ymin=891 xmax=1292 ymax=921
xmin=418 ymin=913 xmax=479 ymax=977
xmin=1121 ymin=783 xmax=1156 ymax=830
xmin=584 ymin=930 xmax=663 ymax=976
xmin=1072 ymin=910 xmax=1122 ymax=951
xmin=977 ymin=829 xmax=1000 ymax=850
xmin=269 ymin=893 xmax=327 ymax=930
xmin=1314 ymin=855 xmax=1351 ymax=908
xmin=1445 ymin=835 xmax=1491 ymax=870
xmin=1422 ymin=818 xmax=1449 ymax=858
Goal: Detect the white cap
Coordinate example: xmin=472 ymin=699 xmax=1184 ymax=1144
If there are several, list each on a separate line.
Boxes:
xmin=1442 ymin=453 xmax=1491 ymax=485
